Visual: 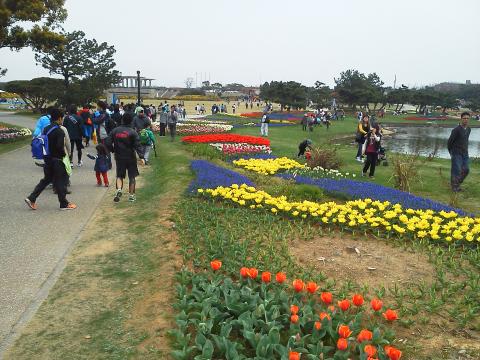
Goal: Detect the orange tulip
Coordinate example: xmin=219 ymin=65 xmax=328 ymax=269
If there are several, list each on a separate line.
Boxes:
xmin=290 ymin=304 xmax=299 ymax=315
xmin=314 ymin=321 xmax=322 ymax=330
xmin=261 ymin=271 xmax=271 ymax=283
xmin=338 ymin=299 xmax=351 ymax=311
xmin=292 ymin=279 xmax=304 ymax=292
xmin=290 ymin=314 xmax=299 ymax=323
xmin=371 ymin=298 xmax=383 ymax=312
xmin=319 ymin=312 xmax=331 ymax=321
xmin=383 ymin=309 xmax=398 ymax=321
xmin=240 ymin=267 xmax=250 ymax=278
xmin=249 ymin=267 xmax=258 ymax=279
xmin=338 ymin=325 xmax=352 ymax=338
xmin=210 ymin=260 xmax=222 ymax=271
xmin=357 ymin=329 xmax=373 ymax=343
xmin=337 ymin=337 xmax=348 ymax=351
xmin=289 ymin=351 xmax=300 ymax=360
xmin=328 ymin=305 xmax=335 ymax=312
xmin=276 ymin=272 xmax=287 ymax=283
xmin=320 ymin=292 xmax=333 ymax=305
xmin=352 ymin=294 xmax=364 ymax=306
xmin=385 ymin=346 xmax=402 ymax=360
xmin=305 ymin=281 xmax=318 ymax=294
xmin=364 ymin=344 xmax=377 ymax=357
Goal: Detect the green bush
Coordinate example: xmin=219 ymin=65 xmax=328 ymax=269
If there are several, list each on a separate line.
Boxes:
xmin=306 ymin=146 xmax=342 ymax=170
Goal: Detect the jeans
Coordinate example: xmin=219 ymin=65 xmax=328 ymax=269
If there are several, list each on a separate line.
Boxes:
xmin=451 ymin=152 xmax=469 ymax=190
xmin=260 ymin=123 xmax=268 ymax=136
xmin=363 ymin=152 xmax=378 ymax=177
xmin=143 ymin=145 xmax=152 ymax=162
xmin=159 ymin=123 xmax=166 ymax=136
xmin=168 ymin=123 xmax=176 ymax=141
xmin=28 ymin=158 xmax=69 ymax=208
xmin=70 ymin=138 xmax=83 ymax=163
xmin=356 ymin=141 xmax=364 ymax=158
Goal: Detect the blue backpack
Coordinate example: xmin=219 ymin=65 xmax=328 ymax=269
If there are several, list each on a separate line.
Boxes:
xmin=31 ymin=125 xmax=58 ymax=159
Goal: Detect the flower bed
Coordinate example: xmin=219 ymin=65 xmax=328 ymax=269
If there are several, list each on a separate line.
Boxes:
xmin=188 ymin=160 xmax=254 ymax=193
xmin=233 ymin=157 xmax=305 ymax=175
xmin=182 ymin=134 xmax=270 ymax=146
xmin=171 ymin=263 xmax=401 ymax=359
xmin=209 ymin=143 xmax=272 ymax=155
xmin=404 ymin=116 xmax=448 ymax=121
xmin=277 ymin=174 xmax=466 ymax=215
xmin=286 ymin=166 xmax=357 ymax=179
xmin=0 ymin=127 xmax=32 ymax=143
xmin=176 ymin=123 xmax=233 ymax=135
xmin=197 ymin=184 xmax=480 ymax=243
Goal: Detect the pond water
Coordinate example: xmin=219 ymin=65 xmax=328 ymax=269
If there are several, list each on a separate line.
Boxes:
xmin=384 ymin=126 xmax=480 ymax=159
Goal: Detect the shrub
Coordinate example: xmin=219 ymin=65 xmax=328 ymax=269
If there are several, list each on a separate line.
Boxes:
xmin=265 ymin=182 xmax=324 ymax=202
xmin=389 ymin=153 xmax=421 ymax=192
xmin=306 ymin=146 xmax=342 ymax=170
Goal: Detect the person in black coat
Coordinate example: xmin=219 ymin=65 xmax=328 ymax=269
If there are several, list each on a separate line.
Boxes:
xmin=63 ymin=105 xmax=84 ymax=166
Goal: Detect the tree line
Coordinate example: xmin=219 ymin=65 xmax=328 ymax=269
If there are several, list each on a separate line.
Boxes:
xmin=1 ymin=1 xmax=119 ymax=112
xmin=260 ymin=70 xmax=480 ymax=112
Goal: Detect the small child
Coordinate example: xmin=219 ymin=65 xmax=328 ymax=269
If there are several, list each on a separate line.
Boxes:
xmin=87 ymin=144 xmax=112 ymax=187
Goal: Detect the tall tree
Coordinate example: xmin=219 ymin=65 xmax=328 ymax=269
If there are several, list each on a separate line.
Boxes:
xmin=308 ymin=81 xmax=332 ymax=108
xmin=334 ymin=69 xmax=385 ymax=110
xmin=35 ymin=30 xmax=119 ymax=105
xmin=0 ymin=0 xmax=67 ymax=76
xmin=5 ymin=77 xmax=63 ymax=112
xmin=260 ymin=81 xmax=307 ymax=110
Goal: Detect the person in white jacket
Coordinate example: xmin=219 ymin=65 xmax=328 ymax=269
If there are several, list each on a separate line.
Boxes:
xmin=361 ymin=128 xmax=381 ymax=178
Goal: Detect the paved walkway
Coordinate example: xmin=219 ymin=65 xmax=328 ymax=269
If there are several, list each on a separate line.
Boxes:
xmin=0 ymin=112 xmax=111 ymax=356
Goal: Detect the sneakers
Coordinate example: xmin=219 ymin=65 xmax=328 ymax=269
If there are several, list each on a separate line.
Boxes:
xmin=77 ymin=161 xmax=83 ymax=167
xmin=114 ymin=189 xmax=122 ymax=202
xmin=128 ymin=194 xmax=136 ymax=202
xmin=24 ymin=198 xmax=37 ymax=210
xmin=60 ymin=203 xmax=77 ymax=210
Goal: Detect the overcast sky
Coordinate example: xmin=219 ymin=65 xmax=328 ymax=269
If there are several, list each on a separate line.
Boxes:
xmin=2 ymin=0 xmax=479 ymax=88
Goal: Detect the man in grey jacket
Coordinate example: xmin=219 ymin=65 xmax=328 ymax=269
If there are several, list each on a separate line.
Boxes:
xmin=132 ymin=108 xmax=151 ymax=132
xmin=167 ymin=105 xmax=178 ymax=141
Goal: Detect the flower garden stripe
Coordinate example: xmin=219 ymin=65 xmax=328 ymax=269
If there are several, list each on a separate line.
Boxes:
xmin=277 ymin=174 xmax=467 ymax=215
xmin=181 ymin=133 xmax=270 ymax=146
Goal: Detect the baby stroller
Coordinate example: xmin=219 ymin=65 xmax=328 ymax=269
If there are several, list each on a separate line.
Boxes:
xmin=377 ymin=146 xmax=388 ymax=166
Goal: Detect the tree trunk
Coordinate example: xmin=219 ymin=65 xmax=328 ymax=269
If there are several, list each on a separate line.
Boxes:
xmin=399 ymin=104 xmax=404 ymax=111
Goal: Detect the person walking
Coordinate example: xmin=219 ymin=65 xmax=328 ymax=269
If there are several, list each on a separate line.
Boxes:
xmin=159 ymin=109 xmax=167 ymax=136
xmin=86 ymin=144 xmax=112 ymax=187
xmin=80 ymin=105 xmax=93 ymax=147
xmin=111 ymin=104 xmax=123 ymax=128
xmin=361 ymin=128 xmax=381 ymax=179
xmin=260 ymin=111 xmax=270 ymax=137
xmin=32 ymin=108 xmax=52 ymax=137
xmin=63 ymin=105 xmax=84 ymax=167
xmin=448 ymin=112 xmax=471 ymax=192
xmin=139 ymin=126 xmax=156 ymax=165
xmin=25 ymin=108 xmax=77 ymax=210
xmin=167 ymin=105 xmax=178 ymax=141
xmin=301 ymin=114 xmax=308 ymax=131
xmin=93 ymin=101 xmax=113 ymax=145
xmin=132 ymin=108 xmax=151 ymax=132
xmin=105 ymin=112 xmax=145 ymax=203
xmin=355 ymin=115 xmax=370 ymax=162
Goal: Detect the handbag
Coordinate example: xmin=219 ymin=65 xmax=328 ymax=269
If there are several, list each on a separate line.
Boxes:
xmin=355 ymin=133 xmax=362 ymax=143
xmin=63 ymin=155 xmax=72 ymax=176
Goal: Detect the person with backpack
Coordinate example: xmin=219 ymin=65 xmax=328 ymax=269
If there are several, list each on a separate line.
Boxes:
xmin=93 ymin=101 xmax=113 ymax=144
xmin=132 ymin=108 xmax=151 ymax=132
xmin=32 ymin=108 xmax=53 ymax=137
xmin=86 ymin=144 xmax=112 ymax=187
xmin=167 ymin=105 xmax=178 ymax=141
xmin=361 ymin=127 xmax=381 ymax=179
xmin=139 ymin=126 xmax=156 ymax=165
xmin=105 ymin=112 xmax=145 ymax=203
xmin=63 ymin=105 xmax=84 ymax=167
xmin=260 ymin=111 xmax=270 ymax=137
xmin=25 ymin=108 xmax=77 ymax=210
xmin=80 ymin=105 xmax=93 ymax=147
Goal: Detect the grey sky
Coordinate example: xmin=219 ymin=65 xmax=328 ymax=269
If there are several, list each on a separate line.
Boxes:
xmin=2 ymin=0 xmax=479 ymax=88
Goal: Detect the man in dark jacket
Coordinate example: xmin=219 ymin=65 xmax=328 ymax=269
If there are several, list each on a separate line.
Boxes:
xmin=447 ymin=112 xmax=471 ymax=192
xmin=111 ymin=104 xmax=123 ymax=128
xmin=63 ymin=105 xmax=84 ymax=166
xmin=25 ymin=108 xmax=77 ymax=210
xmin=105 ymin=112 xmax=145 ymax=203
xmin=93 ymin=101 xmax=113 ymax=143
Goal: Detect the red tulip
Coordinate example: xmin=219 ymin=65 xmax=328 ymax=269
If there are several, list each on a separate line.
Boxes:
xmin=240 ymin=267 xmax=249 ymax=278
xmin=385 ymin=346 xmax=402 ymax=360
xmin=305 ymin=281 xmax=318 ymax=294
xmin=290 ymin=304 xmax=299 ymax=315
xmin=352 ymin=294 xmax=364 ymax=306
xmin=249 ymin=267 xmax=258 ymax=279
xmin=319 ymin=312 xmax=331 ymax=321
xmin=371 ymin=298 xmax=383 ymax=312
xmin=382 ymin=309 xmax=399 ymax=321
xmin=357 ymin=329 xmax=373 ymax=343
xmin=314 ymin=321 xmax=321 ymax=330
xmin=338 ymin=299 xmax=351 ymax=311
xmin=337 ymin=338 xmax=348 ymax=351
xmin=364 ymin=344 xmax=377 ymax=357
xmin=261 ymin=271 xmax=271 ymax=283
xmin=210 ymin=260 xmax=222 ymax=271
xmin=320 ymin=292 xmax=332 ymax=305
xmin=338 ymin=325 xmax=352 ymax=338
xmin=289 ymin=351 xmax=300 ymax=360
xmin=276 ymin=272 xmax=286 ymax=283
xmin=292 ymin=279 xmax=304 ymax=292
xmin=290 ymin=314 xmax=299 ymax=323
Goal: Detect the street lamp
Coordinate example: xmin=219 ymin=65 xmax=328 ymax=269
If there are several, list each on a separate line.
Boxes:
xmin=137 ymin=70 xmax=141 ymax=106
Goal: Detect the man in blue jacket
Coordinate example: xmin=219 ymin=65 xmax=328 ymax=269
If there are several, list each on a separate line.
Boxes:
xmin=32 ymin=108 xmax=53 ymax=137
